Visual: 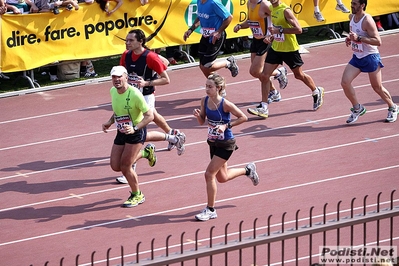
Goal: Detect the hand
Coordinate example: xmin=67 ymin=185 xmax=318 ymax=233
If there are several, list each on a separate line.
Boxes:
xmin=193 ymin=108 xmax=201 ymax=118
xmin=123 ymin=124 xmax=134 ymax=134
xmin=233 ymin=24 xmax=241 ymax=33
xmin=216 ymin=124 xmax=226 ymax=134
xmin=211 ymin=31 xmax=221 ymax=44
xmin=102 ymin=123 xmax=111 ymax=133
xmin=263 ymin=35 xmax=274 ymax=44
xmin=348 ymin=31 xmax=358 ymax=42
xmin=183 ymin=30 xmax=191 ymax=41
xmin=345 ymin=37 xmax=351 ymax=47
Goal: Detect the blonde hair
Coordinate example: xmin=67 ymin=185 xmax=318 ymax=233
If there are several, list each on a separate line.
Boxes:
xmin=207 ymin=73 xmax=225 ymax=96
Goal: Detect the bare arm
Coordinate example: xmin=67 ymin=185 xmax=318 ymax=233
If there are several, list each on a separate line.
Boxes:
xmin=0 ymin=0 xmax=6 ymax=15
xmin=193 ymin=97 xmax=206 ymax=125
xmin=102 ymin=114 xmax=115 ymax=133
xmin=269 ymin=8 xmax=302 ymax=35
xmin=223 ymin=99 xmax=248 ymax=128
xmin=183 ymin=17 xmax=200 ymax=41
xmin=139 ymin=70 xmax=170 ymax=88
xmin=107 ymin=0 xmax=123 ymax=15
xmin=350 ymin=14 xmax=381 ymax=46
xmin=135 ymin=108 xmax=154 ymax=130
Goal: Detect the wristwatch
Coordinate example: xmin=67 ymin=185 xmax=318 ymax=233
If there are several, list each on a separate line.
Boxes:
xmin=227 ymin=122 xmax=232 ymax=129
xmin=133 ymin=125 xmax=139 ymax=131
xmin=279 ymin=28 xmax=284 ymax=34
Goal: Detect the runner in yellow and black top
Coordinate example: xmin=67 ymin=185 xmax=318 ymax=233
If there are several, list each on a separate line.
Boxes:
xmin=102 ymin=66 xmax=154 ymax=208
xmin=234 ymin=0 xmax=288 ymax=119
xmin=248 ymin=0 xmax=325 ymax=119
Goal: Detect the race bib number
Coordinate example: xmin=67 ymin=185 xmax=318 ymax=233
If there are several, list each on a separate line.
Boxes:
xmin=248 ymin=21 xmax=264 ymax=39
xmin=273 ymin=32 xmax=285 ymax=42
xmin=128 ymin=74 xmax=143 ymax=93
xmin=207 ymin=123 xmax=225 ymax=140
xmin=351 ymin=41 xmax=364 ymax=53
xmin=201 ymin=27 xmax=215 ymax=37
xmin=115 ymin=115 xmax=133 ymax=133
xmin=273 ymin=25 xmax=285 ymax=42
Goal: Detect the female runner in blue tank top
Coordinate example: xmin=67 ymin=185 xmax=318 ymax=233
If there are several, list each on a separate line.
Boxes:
xmin=192 ymin=73 xmax=260 ymax=221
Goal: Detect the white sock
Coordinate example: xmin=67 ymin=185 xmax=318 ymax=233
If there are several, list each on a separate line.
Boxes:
xmin=165 ymin=134 xmax=177 ymax=144
xmin=336 ymin=0 xmax=343 ymax=5
xmin=261 ymin=102 xmax=268 ymax=109
xmin=314 ymin=6 xmax=320 ymax=13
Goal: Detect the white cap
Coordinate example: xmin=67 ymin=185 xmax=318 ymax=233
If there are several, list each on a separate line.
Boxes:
xmin=110 ymin=66 xmax=127 ymax=77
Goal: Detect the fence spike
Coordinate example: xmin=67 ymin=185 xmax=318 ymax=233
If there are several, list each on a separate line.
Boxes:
xmin=121 ymin=245 xmax=124 ymax=266
xmin=239 ymin=220 xmax=244 ymax=241
xmin=267 ymin=215 xmax=272 ymax=266
xmin=75 ymin=254 xmax=80 ymax=266
xmin=323 ymin=203 xmax=328 ymax=224
xmin=295 ymin=209 xmax=300 ymax=266
xmin=253 ymin=218 xmax=258 ymax=239
xmin=390 ymin=189 xmax=396 ymax=210
xmin=377 ymin=192 xmax=382 ymax=212
xmin=210 ymin=226 xmax=215 ymax=266
xmin=135 ymin=242 xmax=140 ymax=263
xmin=209 ymin=226 xmax=215 ymax=248
xmin=166 ymin=235 xmax=172 ymax=257
xmin=151 ymin=238 xmax=155 ymax=260
xmin=309 ymin=206 xmax=314 ymax=265
xmin=180 ymin=232 xmax=185 ymax=254
xmin=106 ymin=248 xmax=111 ymax=266
xmin=224 ymin=223 xmax=230 ymax=244
xmin=91 ymin=251 xmax=96 ymax=266
xmin=363 ymin=195 xmax=368 ymax=216
xmin=350 ymin=197 xmax=356 ymax=218
xmin=195 ymin=229 xmax=200 ymax=266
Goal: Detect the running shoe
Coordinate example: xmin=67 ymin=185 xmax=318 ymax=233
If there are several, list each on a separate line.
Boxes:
xmin=82 ymin=72 xmax=98 ymax=78
xmin=386 ymin=105 xmax=398 ymax=123
xmin=268 ymin=90 xmax=281 ymax=103
xmin=246 ymin=162 xmax=259 ymax=186
xmin=346 ymin=105 xmax=366 ymax=124
xmin=227 ymin=56 xmax=239 ymax=77
xmin=313 ymin=87 xmax=324 ymax=111
xmin=274 ymin=66 xmax=288 ymax=89
xmin=167 ymin=129 xmax=180 ymax=151
xmin=335 ymin=4 xmax=350 ymax=13
xmin=144 ymin=143 xmax=157 ymax=167
xmin=314 ymin=12 xmax=325 ymax=22
xmin=175 ymin=132 xmax=186 ymax=156
xmin=116 ymin=163 xmax=137 ymax=184
xmin=247 ymin=104 xmax=269 ymax=118
xmin=195 ymin=207 xmax=218 ymax=221
xmin=123 ymin=191 xmax=145 ymax=207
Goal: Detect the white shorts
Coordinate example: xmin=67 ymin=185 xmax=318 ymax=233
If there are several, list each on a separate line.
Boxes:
xmin=144 ymin=93 xmax=155 ymax=109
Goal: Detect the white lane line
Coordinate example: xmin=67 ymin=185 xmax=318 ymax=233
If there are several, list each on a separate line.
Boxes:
xmin=0 ymin=104 xmax=390 ymax=152
xmin=0 ymin=56 xmax=397 ymax=126
xmin=1 ymin=133 xmax=398 ymax=212
xmin=0 ymin=164 xmax=397 ymax=247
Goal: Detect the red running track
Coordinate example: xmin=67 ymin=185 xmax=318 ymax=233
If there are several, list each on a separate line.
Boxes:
xmin=1 ymin=33 xmax=399 ymax=265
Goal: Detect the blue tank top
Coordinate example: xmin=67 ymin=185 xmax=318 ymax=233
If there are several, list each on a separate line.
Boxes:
xmin=205 ymin=96 xmax=234 ymax=140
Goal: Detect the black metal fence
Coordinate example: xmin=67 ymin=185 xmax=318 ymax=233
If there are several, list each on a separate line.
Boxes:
xmin=38 ymin=190 xmax=399 ymax=266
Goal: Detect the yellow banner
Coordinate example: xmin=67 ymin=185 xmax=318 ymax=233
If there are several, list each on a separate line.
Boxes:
xmin=1 ymin=0 xmax=398 ymax=72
